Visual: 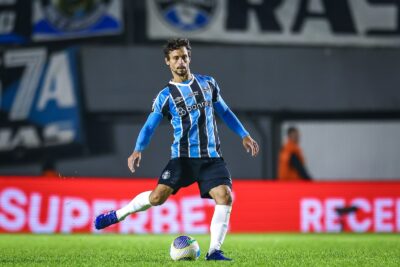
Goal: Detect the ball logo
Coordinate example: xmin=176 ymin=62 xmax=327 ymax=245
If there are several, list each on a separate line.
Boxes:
xmin=162 ymin=170 xmax=171 ymax=180
xmin=40 ymin=0 xmax=111 ymax=31
xmin=177 ymin=107 xmax=187 ymax=117
xmin=155 ymin=0 xmax=218 ymax=31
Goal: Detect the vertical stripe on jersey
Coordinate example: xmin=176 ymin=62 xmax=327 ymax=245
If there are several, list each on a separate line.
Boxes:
xmin=194 ymin=77 xmax=217 ymax=157
xmin=177 ymin=84 xmax=200 ymax=158
xmin=168 ymin=84 xmax=190 ymax=157
xmin=200 ymin=78 xmax=220 ymax=157
xmin=207 ymin=79 xmax=222 ymax=156
xmin=191 ymin=79 xmax=210 ymax=157
xmin=196 ymin=76 xmax=220 ymax=157
xmin=168 ymin=96 xmax=180 ymax=158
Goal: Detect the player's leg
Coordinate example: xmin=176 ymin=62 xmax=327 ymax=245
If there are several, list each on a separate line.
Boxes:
xmin=116 ymin=184 xmax=173 ymax=220
xmin=94 ymin=158 xmax=186 ymax=230
xmin=94 ymin=184 xmax=173 ymax=230
xmin=207 ymin=185 xmax=233 ymax=261
xmin=197 ymin=158 xmax=233 ymax=261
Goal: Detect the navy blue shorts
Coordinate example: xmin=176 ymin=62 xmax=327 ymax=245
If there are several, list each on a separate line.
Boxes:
xmin=158 ymin=157 xmax=232 ymax=199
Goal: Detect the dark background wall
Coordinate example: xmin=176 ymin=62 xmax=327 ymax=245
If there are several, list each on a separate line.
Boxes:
xmin=81 ymin=46 xmax=400 ymax=113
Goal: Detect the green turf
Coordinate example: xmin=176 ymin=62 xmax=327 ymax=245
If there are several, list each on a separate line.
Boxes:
xmin=0 ymin=234 xmax=399 ymax=266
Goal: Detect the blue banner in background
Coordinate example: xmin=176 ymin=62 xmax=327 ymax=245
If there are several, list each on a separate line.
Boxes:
xmin=32 ymin=0 xmax=123 ymax=41
xmin=0 ymin=47 xmax=84 ymax=161
xmin=0 ymin=0 xmax=30 ymax=44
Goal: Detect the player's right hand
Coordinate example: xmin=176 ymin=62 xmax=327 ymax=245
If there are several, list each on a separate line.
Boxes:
xmin=128 ymin=151 xmax=141 ymax=173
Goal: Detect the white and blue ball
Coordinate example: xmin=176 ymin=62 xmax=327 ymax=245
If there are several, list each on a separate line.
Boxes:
xmin=170 ymin=235 xmax=200 ymax=261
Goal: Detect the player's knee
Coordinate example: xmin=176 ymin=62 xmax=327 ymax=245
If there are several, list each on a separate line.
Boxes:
xmin=214 ymin=189 xmax=232 ymax=205
xmin=149 ymin=192 xmax=167 ymax=206
xmin=221 ymin=193 xmax=233 ymax=205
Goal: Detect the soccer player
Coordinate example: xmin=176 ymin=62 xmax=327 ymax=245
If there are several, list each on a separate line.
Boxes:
xmin=94 ymin=38 xmax=259 ymax=261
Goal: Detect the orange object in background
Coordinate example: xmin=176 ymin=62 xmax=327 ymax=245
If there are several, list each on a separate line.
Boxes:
xmin=42 ymin=169 xmax=59 ymax=178
xmin=278 ymin=140 xmax=307 ymax=181
xmin=278 ymin=126 xmax=312 ymax=181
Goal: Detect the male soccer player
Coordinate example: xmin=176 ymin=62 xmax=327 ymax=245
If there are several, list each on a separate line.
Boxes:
xmin=94 ymin=38 xmax=259 ymax=261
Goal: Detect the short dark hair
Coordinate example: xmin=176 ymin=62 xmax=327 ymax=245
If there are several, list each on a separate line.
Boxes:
xmin=163 ymin=38 xmax=191 ymax=59
xmin=287 ymin=126 xmax=298 ymax=136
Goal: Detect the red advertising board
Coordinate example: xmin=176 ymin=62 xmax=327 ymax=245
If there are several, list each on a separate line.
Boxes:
xmin=0 ymin=177 xmax=399 ymax=233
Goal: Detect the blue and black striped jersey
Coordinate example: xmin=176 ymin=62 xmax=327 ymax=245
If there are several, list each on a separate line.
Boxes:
xmin=152 ymin=74 xmax=222 ymax=158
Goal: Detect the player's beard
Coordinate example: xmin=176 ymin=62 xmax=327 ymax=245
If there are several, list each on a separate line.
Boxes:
xmin=175 ymin=67 xmax=188 ymax=77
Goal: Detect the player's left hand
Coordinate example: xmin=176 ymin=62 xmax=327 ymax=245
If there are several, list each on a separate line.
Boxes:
xmin=242 ymin=136 xmax=259 ymax=157
xmin=128 ymin=151 xmax=142 ymax=173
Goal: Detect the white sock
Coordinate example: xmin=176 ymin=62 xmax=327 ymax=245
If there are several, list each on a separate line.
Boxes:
xmin=208 ymin=204 xmax=232 ymax=254
xmin=116 ymin=191 xmax=152 ymax=221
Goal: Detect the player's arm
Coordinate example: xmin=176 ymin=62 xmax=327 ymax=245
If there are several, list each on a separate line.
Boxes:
xmin=214 ymin=97 xmax=248 ymax=138
xmin=210 ymin=77 xmax=259 ymax=156
xmin=213 ymin=97 xmax=259 ymax=157
xmin=134 ymin=112 xmax=163 ymax=152
xmin=128 ymin=112 xmax=163 ymax=173
xmin=128 ymin=89 xmax=170 ymax=173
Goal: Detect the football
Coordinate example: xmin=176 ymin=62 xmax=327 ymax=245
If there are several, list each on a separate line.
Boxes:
xmin=169 ymin=235 xmax=200 ymax=261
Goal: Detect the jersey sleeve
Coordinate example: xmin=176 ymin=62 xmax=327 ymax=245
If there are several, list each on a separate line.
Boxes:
xmin=210 ymin=77 xmax=249 ymax=139
xmin=214 ymin=98 xmax=249 ymax=139
xmin=207 ymin=77 xmax=221 ymax=103
xmin=152 ymin=88 xmax=170 ymax=116
xmin=133 ymin=89 xmax=170 ymax=152
xmin=134 ymin=112 xmax=163 ymax=152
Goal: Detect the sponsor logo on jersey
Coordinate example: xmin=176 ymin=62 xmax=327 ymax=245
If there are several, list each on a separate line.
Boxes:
xmin=176 ymin=100 xmax=211 ymax=117
xmin=154 ymin=0 xmax=218 ymax=32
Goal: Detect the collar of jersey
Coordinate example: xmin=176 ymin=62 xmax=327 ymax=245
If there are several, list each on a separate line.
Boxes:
xmin=169 ymin=74 xmax=195 ymax=86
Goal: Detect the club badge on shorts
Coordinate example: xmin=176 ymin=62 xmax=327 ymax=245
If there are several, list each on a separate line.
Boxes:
xmin=162 ymin=170 xmax=171 ymax=180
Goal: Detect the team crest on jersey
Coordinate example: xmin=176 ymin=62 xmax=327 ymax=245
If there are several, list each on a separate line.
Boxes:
xmin=162 ymin=170 xmax=171 ymax=180
xmin=202 ymin=86 xmax=211 ymax=93
xmin=154 ymin=0 xmax=218 ymax=32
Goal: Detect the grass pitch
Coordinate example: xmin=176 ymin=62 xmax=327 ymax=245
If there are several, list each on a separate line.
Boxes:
xmin=0 ymin=234 xmax=399 ymax=266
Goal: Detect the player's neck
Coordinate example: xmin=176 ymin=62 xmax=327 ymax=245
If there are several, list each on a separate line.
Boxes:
xmin=172 ymin=72 xmax=193 ymax=83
